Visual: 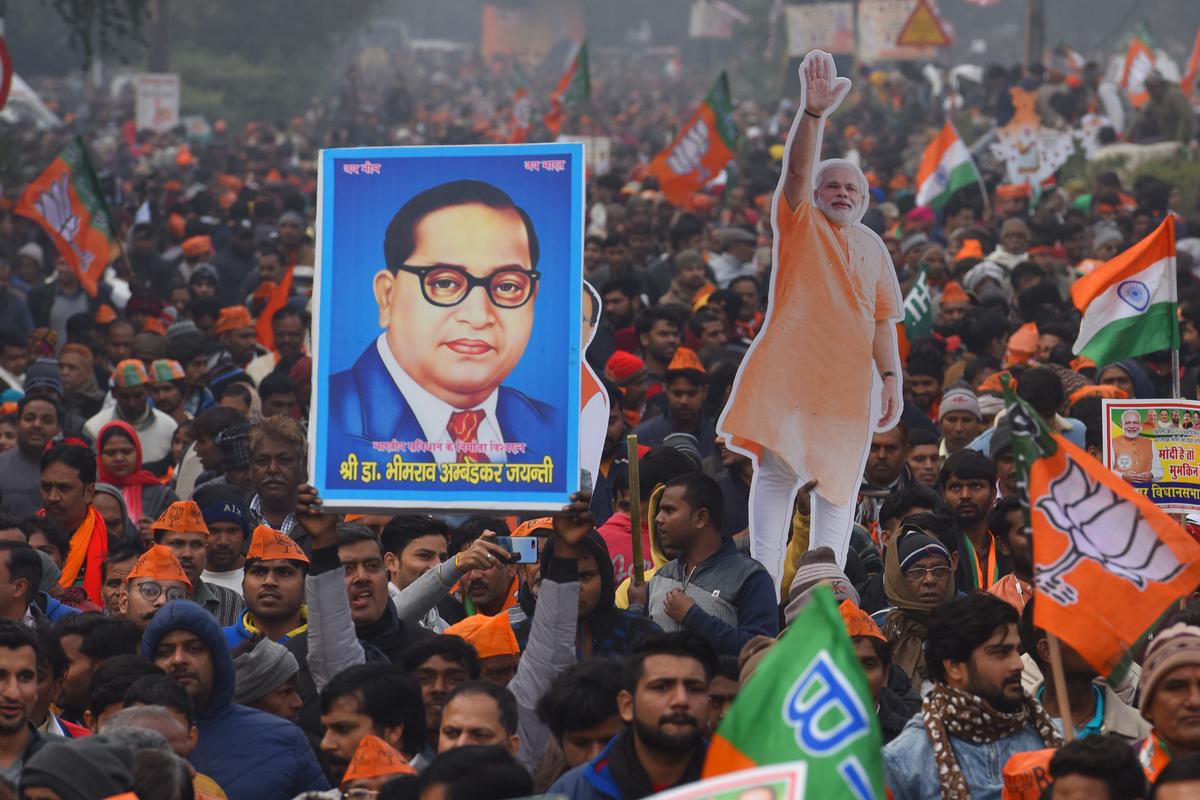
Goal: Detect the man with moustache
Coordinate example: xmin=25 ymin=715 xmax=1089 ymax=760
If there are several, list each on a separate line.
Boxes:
xmin=0 ymin=621 xmax=47 ymax=783
xmin=941 ymin=450 xmax=1007 ymax=593
xmin=549 ymin=632 xmax=716 ymax=799
xmin=0 ymin=396 xmax=61 ymax=519
xmin=152 ymin=501 xmax=244 ymax=626
xmin=884 ymin=594 xmax=1064 ymax=799
xmin=122 ymin=545 xmax=193 ymax=632
xmin=225 ymin=525 xmax=310 ymax=649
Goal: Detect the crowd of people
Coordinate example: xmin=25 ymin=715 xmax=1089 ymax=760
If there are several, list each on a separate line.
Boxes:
xmin=0 ymin=34 xmax=1198 ymax=800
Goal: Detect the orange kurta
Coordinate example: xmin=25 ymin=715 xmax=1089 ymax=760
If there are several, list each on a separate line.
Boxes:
xmin=720 ymin=195 xmax=902 ymax=506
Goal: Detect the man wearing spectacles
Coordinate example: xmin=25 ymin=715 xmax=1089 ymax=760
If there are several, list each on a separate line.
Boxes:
xmin=122 ymin=544 xmax=193 ymax=632
xmin=329 ymin=179 xmax=562 ymax=470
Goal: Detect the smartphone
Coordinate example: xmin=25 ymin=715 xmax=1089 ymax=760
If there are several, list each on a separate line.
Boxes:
xmin=494 ymin=536 xmax=539 ymax=564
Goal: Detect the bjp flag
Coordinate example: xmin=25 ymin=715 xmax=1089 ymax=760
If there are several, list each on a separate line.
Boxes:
xmin=1005 ymin=380 xmax=1200 ymax=680
xmin=1120 ymin=35 xmax=1157 ymax=108
xmin=543 ymin=42 xmax=589 ymax=137
xmin=15 ymin=137 xmax=118 ymax=297
xmin=648 ymin=73 xmax=738 ymax=207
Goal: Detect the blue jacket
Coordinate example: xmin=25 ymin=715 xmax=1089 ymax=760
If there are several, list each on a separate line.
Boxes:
xmin=33 ymin=593 xmax=81 ymax=624
xmin=549 ymin=735 xmax=624 ymax=800
xmin=142 ymin=601 xmax=329 ymax=800
xmin=883 ymin=713 xmax=1050 ymax=800
xmin=327 ymin=341 xmax=565 ymax=488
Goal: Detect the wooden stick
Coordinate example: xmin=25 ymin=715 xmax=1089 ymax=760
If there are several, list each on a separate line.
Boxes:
xmin=627 ymin=434 xmax=644 ymax=585
xmin=1046 ymin=633 xmax=1075 ymax=742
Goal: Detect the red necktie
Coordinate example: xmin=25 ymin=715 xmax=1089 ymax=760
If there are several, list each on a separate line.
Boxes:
xmin=447 ymin=409 xmax=490 ymax=463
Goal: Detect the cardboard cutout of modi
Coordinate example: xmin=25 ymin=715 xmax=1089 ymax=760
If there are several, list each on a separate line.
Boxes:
xmin=717 ymin=51 xmax=903 ymax=589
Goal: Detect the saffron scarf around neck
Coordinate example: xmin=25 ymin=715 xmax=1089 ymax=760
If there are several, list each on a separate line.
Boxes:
xmin=58 ymin=506 xmax=109 ymax=606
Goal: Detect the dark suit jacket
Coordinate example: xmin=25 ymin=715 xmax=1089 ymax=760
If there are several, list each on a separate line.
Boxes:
xmin=326 ymin=342 xmax=564 ymax=489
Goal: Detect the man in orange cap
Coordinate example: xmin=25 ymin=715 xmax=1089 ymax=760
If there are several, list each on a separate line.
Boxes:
xmin=938 ymin=281 xmax=971 ymax=329
xmin=633 ymin=347 xmax=716 ymax=458
xmin=179 ymin=236 xmax=214 ymax=282
xmin=212 ymin=306 xmax=261 ymax=370
xmin=340 ymin=734 xmax=415 ymax=794
xmin=152 ymin=501 xmax=244 ymax=627
xmin=122 ymin=544 xmax=192 ymax=631
xmin=225 ymin=525 xmax=310 ymax=649
xmin=83 ymin=359 xmax=178 ymax=463
xmin=839 ymin=598 xmax=919 ymax=742
xmin=719 ymin=51 xmax=904 ymax=585
xmin=444 ymin=612 xmax=521 ymax=686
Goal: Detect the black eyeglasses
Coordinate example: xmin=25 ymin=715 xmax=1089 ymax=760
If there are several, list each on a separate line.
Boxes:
xmin=390 ymin=264 xmax=540 ymax=309
xmin=135 ymin=582 xmax=189 ymax=602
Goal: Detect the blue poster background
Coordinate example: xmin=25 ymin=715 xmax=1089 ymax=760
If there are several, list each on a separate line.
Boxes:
xmin=310 ymin=143 xmax=583 ymax=510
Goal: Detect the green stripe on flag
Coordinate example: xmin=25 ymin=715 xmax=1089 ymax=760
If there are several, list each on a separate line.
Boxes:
xmin=1077 ymin=302 xmax=1179 ymax=365
xmin=903 ymin=269 xmax=933 ymax=340
xmin=929 ymin=161 xmax=979 ymax=210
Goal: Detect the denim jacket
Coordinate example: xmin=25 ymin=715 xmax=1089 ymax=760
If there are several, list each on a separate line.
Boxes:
xmin=883 ymin=714 xmax=1051 ymax=800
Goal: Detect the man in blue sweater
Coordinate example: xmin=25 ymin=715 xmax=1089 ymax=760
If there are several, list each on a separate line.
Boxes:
xmin=630 ymin=472 xmax=778 ymax=656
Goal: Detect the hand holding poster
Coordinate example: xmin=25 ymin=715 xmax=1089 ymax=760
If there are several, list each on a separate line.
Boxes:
xmin=310 ymin=143 xmax=584 ymax=511
xmin=1102 ymin=399 xmax=1200 ymax=513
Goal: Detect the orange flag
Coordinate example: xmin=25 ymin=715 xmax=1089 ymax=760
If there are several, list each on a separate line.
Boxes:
xmin=15 ymin=137 xmax=119 ymax=297
xmin=1006 ymin=381 xmax=1200 ymax=679
xmin=647 ymin=73 xmax=738 ymax=206
xmin=256 ymin=263 xmax=295 ymax=352
xmin=1183 ymin=28 xmax=1200 ymax=98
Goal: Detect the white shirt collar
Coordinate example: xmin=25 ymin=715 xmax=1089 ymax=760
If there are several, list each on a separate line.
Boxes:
xmin=375 ymin=334 xmax=501 ymax=445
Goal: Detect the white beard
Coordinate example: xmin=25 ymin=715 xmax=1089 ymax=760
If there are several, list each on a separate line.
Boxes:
xmin=817 ymin=201 xmax=857 ymax=226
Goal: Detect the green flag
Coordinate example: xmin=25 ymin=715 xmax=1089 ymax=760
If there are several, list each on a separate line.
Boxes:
xmin=702 ymin=588 xmax=885 ymax=799
xmin=903 ymin=268 xmax=933 ymax=341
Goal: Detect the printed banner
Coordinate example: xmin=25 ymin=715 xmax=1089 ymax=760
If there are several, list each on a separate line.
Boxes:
xmin=134 ymin=73 xmax=180 ymax=133
xmin=856 ymin=0 xmax=937 ymax=62
xmin=785 ymin=3 xmax=855 ymax=56
xmin=1102 ymin=399 xmax=1200 ymax=513
xmin=654 ymin=762 xmax=807 ymax=799
xmin=311 ymin=143 xmax=584 ymax=511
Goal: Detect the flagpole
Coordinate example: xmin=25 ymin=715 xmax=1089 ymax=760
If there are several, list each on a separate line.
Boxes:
xmin=951 ymin=118 xmax=990 ymax=217
xmin=1046 ymin=633 xmax=1076 ymax=742
xmin=1172 ymin=250 xmax=1182 ymax=400
xmin=626 ymin=434 xmax=645 ymax=586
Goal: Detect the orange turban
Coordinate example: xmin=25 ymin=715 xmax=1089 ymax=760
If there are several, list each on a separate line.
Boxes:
xmin=181 ymin=236 xmax=213 ymax=259
xmin=246 ymin=525 xmax=310 ymax=565
xmin=940 ymin=281 xmax=969 ymax=306
xmin=666 ymin=347 xmax=705 ymax=375
xmin=839 ymin=600 xmax=886 ymax=642
xmin=340 ymin=735 xmax=415 ymax=789
xmin=126 ymin=545 xmax=192 ymax=591
xmin=215 ymin=306 xmax=254 ymax=334
xmin=444 ymin=612 xmax=520 ymax=659
xmin=954 ymin=239 xmax=985 ymax=262
xmin=152 ymin=501 xmax=209 ymax=537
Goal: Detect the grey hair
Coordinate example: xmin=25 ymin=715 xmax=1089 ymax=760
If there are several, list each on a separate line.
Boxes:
xmin=813 ymin=159 xmax=869 ymax=201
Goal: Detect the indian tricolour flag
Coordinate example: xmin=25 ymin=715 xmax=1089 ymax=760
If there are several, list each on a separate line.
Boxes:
xmin=915 ymin=119 xmax=980 ymax=210
xmin=1072 ymin=216 xmax=1179 ymax=365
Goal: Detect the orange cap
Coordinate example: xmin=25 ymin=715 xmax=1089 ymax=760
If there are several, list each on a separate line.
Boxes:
xmin=166 ymin=213 xmax=186 ymax=241
xmin=1069 ymin=384 xmax=1129 ymax=404
xmin=666 ymin=346 xmax=705 ymax=375
xmin=95 ymin=304 xmax=118 ymax=325
xmin=246 ymin=525 xmax=310 ymax=565
xmin=1004 ymin=322 xmax=1039 ymax=366
xmin=995 ymin=183 xmax=1031 ymax=200
xmin=839 ymin=600 xmax=886 ymax=642
xmin=1001 ymin=749 xmax=1055 ymax=800
xmin=181 ymin=235 xmax=213 ymax=259
xmin=954 ymin=239 xmax=985 ymax=262
xmin=343 ymin=514 xmax=366 ymax=523
xmin=142 ymin=317 xmax=167 ymax=336
xmin=125 ymin=544 xmax=192 ymax=591
xmin=215 ymin=306 xmax=254 ymax=334
xmin=340 ymin=735 xmax=416 ymax=789
xmin=152 ymin=501 xmax=210 ymax=537
xmin=939 ymin=281 xmax=969 ymax=306
xmin=1069 ymin=356 xmax=1096 ymax=372
xmin=444 ymin=611 xmax=520 ymax=659
xmin=512 ymin=518 xmax=553 ymax=538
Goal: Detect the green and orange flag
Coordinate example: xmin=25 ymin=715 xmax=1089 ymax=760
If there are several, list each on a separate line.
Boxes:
xmin=15 ymin=137 xmax=118 ymax=297
xmin=648 ymin=73 xmax=738 ymax=207
xmin=544 ymin=42 xmax=590 ymax=137
xmin=1004 ymin=379 xmax=1200 ymax=681
xmin=702 ymin=587 xmax=885 ymax=799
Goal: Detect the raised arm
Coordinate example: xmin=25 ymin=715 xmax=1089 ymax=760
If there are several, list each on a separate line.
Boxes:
xmin=782 ymin=51 xmax=851 ymax=211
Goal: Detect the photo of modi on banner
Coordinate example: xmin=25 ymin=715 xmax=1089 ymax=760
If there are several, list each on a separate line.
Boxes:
xmin=1102 ymin=398 xmax=1200 ymax=513
xmin=310 ymin=143 xmax=584 ymax=511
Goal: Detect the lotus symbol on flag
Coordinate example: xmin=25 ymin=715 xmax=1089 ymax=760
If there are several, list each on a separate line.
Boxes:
xmin=1035 ymin=459 xmax=1186 ymax=606
xmin=34 ymin=175 xmax=80 ymax=243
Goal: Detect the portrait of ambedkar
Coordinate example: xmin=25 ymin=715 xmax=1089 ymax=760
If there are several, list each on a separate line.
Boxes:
xmin=328 ymin=179 xmax=561 ymax=465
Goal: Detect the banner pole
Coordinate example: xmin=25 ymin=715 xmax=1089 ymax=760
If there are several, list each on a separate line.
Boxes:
xmin=1046 ymin=633 xmax=1076 ymax=742
xmin=627 ymin=434 xmax=645 ymax=585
